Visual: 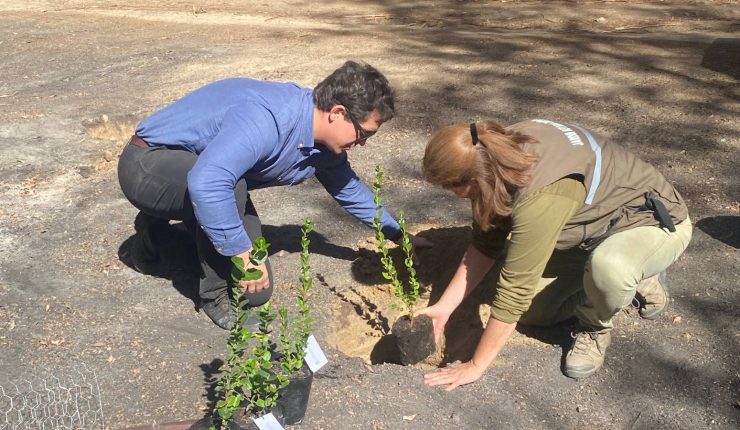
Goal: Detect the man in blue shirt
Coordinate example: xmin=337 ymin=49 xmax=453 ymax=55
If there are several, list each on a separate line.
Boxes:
xmin=118 ymin=61 xmax=431 ymax=329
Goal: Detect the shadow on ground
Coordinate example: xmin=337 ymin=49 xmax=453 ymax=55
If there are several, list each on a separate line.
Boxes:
xmin=701 ymin=38 xmax=740 ymax=79
xmin=262 ymin=224 xmax=356 ymax=260
xmin=696 ymin=215 xmax=739 ymax=248
xmin=117 ymin=222 xmax=201 ymax=305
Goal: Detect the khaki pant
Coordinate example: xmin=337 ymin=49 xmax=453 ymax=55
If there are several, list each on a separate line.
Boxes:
xmin=519 ymin=217 xmax=692 ymax=331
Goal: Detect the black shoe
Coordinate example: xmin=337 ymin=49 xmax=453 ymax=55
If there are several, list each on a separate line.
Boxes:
xmin=201 ymin=296 xmax=235 ymax=330
xmin=131 ymin=212 xmax=168 ymax=270
xmin=201 ymin=295 xmax=262 ymax=331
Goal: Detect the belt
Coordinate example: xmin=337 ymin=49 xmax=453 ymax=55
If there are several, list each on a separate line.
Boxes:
xmin=129 ymin=135 xmax=150 ymax=148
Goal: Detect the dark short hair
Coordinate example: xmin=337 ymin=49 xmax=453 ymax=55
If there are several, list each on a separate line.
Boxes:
xmin=313 ymin=61 xmax=395 ymax=123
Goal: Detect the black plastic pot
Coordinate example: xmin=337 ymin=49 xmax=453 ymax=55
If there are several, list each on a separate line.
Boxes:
xmin=392 ymin=314 xmax=436 ymax=365
xmin=188 ymin=415 xmax=237 ymax=430
xmin=276 ymin=365 xmax=313 ymax=425
xmin=188 ymin=406 xmax=285 ymax=430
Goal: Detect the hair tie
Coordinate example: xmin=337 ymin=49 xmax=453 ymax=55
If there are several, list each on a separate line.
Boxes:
xmin=469 ymin=123 xmax=479 ymax=145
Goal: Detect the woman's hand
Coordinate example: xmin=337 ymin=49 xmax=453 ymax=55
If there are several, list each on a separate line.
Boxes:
xmin=398 ymin=234 xmax=434 ymax=266
xmin=414 ymin=303 xmax=452 ymax=343
xmin=423 ymin=318 xmax=516 ymax=392
xmin=233 ymin=250 xmax=269 ymax=294
xmin=423 ymin=360 xmax=486 ymax=391
xmin=408 ymin=234 xmax=434 ymax=250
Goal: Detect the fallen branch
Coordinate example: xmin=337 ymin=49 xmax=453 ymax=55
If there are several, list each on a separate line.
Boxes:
xmin=606 ymin=22 xmax=682 ymax=33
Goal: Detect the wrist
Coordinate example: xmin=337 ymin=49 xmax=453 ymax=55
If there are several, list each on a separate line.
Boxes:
xmin=469 ymin=358 xmax=486 ymax=374
xmin=434 ymin=299 xmax=458 ymax=315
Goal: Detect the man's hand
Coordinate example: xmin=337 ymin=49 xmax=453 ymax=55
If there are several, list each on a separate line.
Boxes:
xmin=414 ymin=303 xmax=452 ymax=343
xmin=233 ymin=249 xmax=269 ymax=294
xmin=423 ymin=360 xmax=486 ymax=391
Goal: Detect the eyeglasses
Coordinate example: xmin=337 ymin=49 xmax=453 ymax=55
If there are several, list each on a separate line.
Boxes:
xmin=344 ymin=110 xmax=376 ymax=141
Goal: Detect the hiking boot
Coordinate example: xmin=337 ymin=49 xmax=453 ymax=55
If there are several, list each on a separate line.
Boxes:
xmin=635 ymin=271 xmax=669 ymax=320
xmin=201 ymin=295 xmax=261 ymax=331
xmin=564 ymin=328 xmax=611 ymax=379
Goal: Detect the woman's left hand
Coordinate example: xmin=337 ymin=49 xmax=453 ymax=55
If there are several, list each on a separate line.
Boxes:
xmin=408 ymin=234 xmax=434 ymax=250
xmin=404 ymin=234 xmax=434 ymax=266
xmin=423 ymin=360 xmax=485 ymax=392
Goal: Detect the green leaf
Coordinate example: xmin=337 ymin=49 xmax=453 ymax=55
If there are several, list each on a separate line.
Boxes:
xmin=226 ymin=394 xmax=240 ymax=408
xmin=230 ymin=265 xmax=245 ymax=285
xmin=242 ymin=267 xmax=264 ymax=281
xmin=254 ymin=236 xmax=269 ymax=250
xmin=217 ymin=408 xmax=233 ymax=420
xmin=256 ymin=369 xmax=271 ymax=379
xmin=250 ymin=249 xmax=268 ymax=265
xmin=230 ymin=255 xmax=245 ymax=271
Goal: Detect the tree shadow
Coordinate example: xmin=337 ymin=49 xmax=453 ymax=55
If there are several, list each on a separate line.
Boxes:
xmin=701 ymin=38 xmax=740 ymax=80
xmin=262 ymin=224 xmax=356 ymax=260
xmin=609 ymin=293 xmax=740 ymax=424
xmin=198 ymin=358 xmax=224 ymax=419
xmin=695 ymin=215 xmax=739 ymax=249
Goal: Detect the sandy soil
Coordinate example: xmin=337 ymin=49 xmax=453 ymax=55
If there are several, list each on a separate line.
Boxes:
xmin=1 ymin=1 xmax=738 ymax=429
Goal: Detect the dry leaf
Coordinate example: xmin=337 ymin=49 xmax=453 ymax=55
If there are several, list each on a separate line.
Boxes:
xmin=403 ymin=414 xmax=417 ymax=421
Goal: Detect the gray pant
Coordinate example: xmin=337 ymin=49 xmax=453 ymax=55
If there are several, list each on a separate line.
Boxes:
xmin=519 ymin=217 xmax=692 ymax=331
xmin=117 ymin=142 xmax=273 ymax=304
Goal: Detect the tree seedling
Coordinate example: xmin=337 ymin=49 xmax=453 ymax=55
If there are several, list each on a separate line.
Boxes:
xmin=371 ymin=164 xmax=421 ymax=318
xmin=212 ymin=237 xmax=288 ymax=430
xmin=277 ymin=218 xmax=314 ymax=377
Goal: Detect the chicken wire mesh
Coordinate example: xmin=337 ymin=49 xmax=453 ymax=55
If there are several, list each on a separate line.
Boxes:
xmin=0 ymin=363 xmax=104 ymax=430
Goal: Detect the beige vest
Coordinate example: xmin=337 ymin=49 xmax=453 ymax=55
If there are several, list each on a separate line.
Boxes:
xmin=508 ymin=120 xmax=688 ymax=250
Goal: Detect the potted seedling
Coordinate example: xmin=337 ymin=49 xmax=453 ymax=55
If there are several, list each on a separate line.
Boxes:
xmin=274 ymin=218 xmax=315 ymax=425
xmin=371 ymin=165 xmax=435 ymax=365
xmin=193 ymin=220 xmax=321 ymax=430
xmin=190 ymin=236 xmax=287 ymax=430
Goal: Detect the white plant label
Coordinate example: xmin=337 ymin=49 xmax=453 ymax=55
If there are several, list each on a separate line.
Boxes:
xmin=253 ymin=412 xmax=284 ymax=430
xmin=304 ymin=334 xmax=328 ymax=372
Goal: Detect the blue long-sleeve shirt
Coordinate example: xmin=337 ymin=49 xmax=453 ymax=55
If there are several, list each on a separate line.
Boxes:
xmin=136 ymin=78 xmax=401 ymax=256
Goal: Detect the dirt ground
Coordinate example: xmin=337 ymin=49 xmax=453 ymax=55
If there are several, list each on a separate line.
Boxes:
xmin=1 ymin=1 xmax=738 ymax=429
